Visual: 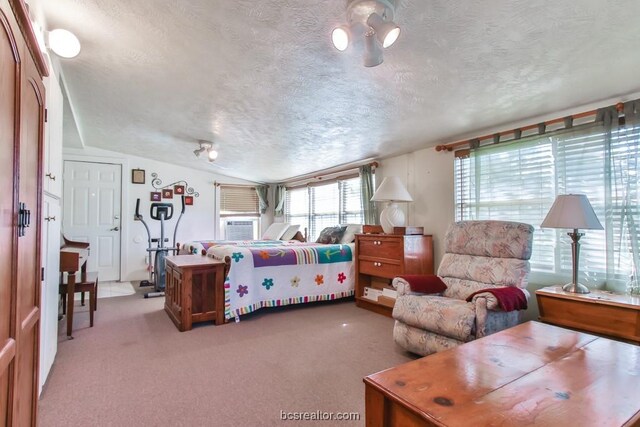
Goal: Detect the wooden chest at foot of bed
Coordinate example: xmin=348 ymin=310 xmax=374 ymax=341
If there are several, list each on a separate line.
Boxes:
xmin=164 ymin=255 xmax=231 ymax=331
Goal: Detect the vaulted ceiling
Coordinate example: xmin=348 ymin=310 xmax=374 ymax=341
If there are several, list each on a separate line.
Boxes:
xmin=40 ymin=0 xmax=640 ymax=182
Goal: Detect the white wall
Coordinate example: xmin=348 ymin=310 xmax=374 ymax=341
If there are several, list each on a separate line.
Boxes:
xmin=63 ymin=146 xmax=266 ymax=281
xmin=376 ymin=149 xmax=455 ymax=269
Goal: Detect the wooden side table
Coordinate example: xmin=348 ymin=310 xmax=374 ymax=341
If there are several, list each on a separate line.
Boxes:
xmin=536 ymin=285 xmax=640 ymax=344
xmin=355 ymin=233 xmax=434 ymax=317
xmin=164 ymin=255 xmax=230 ymax=332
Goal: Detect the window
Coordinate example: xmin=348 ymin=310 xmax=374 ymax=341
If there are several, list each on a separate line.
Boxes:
xmin=285 ymin=176 xmax=364 ymax=241
xmin=219 ymin=186 xmax=260 ymax=239
xmin=455 ymin=123 xmax=640 ymax=287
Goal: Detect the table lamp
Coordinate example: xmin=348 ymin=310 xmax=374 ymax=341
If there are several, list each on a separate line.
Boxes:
xmin=370 ymin=176 xmax=413 ymax=234
xmin=541 ymin=194 xmax=603 ymax=294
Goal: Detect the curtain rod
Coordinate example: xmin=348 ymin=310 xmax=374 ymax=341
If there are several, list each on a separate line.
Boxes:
xmin=214 ymin=182 xmax=259 ymax=188
xmin=435 ymin=102 xmax=625 ymax=152
xmin=281 ymin=160 xmax=378 ymax=185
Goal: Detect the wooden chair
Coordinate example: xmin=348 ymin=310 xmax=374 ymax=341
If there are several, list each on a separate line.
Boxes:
xmin=60 ymin=272 xmax=99 ymax=328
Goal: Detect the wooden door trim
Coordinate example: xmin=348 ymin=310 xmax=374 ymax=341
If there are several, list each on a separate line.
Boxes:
xmin=0 ymin=5 xmax=20 ymax=63
xmin=6 ymin=0 xmax=47 ymax=77
xmin=0 ymin=339 xmax=16 ymax=374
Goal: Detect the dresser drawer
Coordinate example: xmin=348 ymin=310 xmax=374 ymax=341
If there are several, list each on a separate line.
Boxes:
xmin=358 ymin=237 xmax=402 ymax=260
xmin=359 ymin=259 xmax=401 ymax=279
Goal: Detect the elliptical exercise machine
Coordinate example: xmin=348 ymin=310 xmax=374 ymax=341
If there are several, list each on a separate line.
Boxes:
xmin=134 ymin=196 xmax=185 ymax=298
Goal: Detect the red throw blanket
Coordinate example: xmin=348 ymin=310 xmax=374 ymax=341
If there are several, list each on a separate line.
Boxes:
xmin=466 ymin=287 xmax=528 ymax=311
xmin=398 ymin=275 xmax=447 ymax=294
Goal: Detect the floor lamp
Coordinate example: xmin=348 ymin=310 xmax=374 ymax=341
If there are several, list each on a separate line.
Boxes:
xmin=541 ymin=194 xmax=603 ymax=294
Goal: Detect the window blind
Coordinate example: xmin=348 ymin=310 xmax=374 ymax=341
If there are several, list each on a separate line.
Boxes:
xmin=285 ymin=176 xmax=364 ymax=241
xmin=455 ymin=123 xmax=640 ymax=286
xmin=219 ymin=186 xmax=259 ymax=217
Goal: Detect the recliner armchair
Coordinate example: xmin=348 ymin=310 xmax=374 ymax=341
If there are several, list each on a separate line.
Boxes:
xmin=392 ymin=220 xmax=534 ymax=356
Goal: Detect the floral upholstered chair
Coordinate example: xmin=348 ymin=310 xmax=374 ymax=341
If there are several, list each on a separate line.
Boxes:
xmin=392 ymin=220 xmax=534 ymax=356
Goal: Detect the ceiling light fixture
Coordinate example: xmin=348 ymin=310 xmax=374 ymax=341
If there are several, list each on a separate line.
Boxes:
xmin=48 ymin=29 xmax=81 ymax=58
xmin=363 ymin=30 xmax=383 ymax=67
xmin=331 ymin=0 xmax=400 ymax=67
xmin=194 ymin=140 xmax=219 ymax=162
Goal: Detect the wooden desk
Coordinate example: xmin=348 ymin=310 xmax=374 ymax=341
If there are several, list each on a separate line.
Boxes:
xmin=536 ymin=286 xmax=640 ymax=344
xmin=164 ymin=255 xmax=230 ymax=331
xmin=364 ymin=321 xmax=640 ymax=426
xmin=60 ymin=240 xmax=90 ymax=338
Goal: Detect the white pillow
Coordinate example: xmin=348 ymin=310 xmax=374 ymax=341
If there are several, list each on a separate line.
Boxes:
xmin=340 ymin=224 xmax=363 ymax=244
xmin=262 ymin=222 xmax=290 ymax=240
xmin=280 ymin=224 xmax=300 ymax=241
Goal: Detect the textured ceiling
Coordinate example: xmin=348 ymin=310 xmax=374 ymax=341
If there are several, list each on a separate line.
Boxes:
xmin=40 ymin=0 xmax=640 ymax=182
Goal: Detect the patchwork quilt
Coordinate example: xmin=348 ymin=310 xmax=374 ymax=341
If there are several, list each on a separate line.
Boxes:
xmin=205 ymin=241 xmax=355 ymax=320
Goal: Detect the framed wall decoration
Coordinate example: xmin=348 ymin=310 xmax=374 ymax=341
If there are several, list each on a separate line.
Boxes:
xmin=150 ymin=192 xmax=161 ymax=201
xmin=162 ymin=189 xmax=173 ymax=199
xmin=132 ymin=169 xmax=145 ymax=184
xmin=174 ymin=185 xmax=185 ymax=195
xmin=184 ymin=196 xmax=194 ymax=206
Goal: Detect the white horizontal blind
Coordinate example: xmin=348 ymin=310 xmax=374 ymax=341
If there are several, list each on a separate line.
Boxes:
xmin=310 ymin=183 xmax=340 ymax=239
xmin=554 ymin=127 xmax=607 ymax=279
xmin=285 ymin=176 xmax=364 ymax=241
xmin=455 ymin=122 xmax=640 ymax=284
xmin=285 ymin=187 xmax=309 ymax=239
xmin=340 ymin=178 xmax=363 ymax=225
xmin=609 ymin=125 xmax=640 ymax=281
xmin=456 ymin=139 xmax=556 ymax=270
xmin=219 ymin=186 xmax=259 ymax=217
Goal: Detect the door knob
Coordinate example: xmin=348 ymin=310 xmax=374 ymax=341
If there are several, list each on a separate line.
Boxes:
xmin=110 ymin=226 xmax=120 ymax=231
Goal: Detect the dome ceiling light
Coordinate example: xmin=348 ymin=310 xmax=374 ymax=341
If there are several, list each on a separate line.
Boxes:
xmin=48 ymin=29 xmax=81 ymax=58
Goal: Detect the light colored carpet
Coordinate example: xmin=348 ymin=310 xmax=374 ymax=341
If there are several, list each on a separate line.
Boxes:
xmin=39 ymin=288 xmax=415 ymax=426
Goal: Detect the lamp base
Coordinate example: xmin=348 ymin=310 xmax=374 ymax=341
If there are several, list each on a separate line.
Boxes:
xmin=379 ymin=202 xmax=405 ymax=234
xmin=562 ymin=282 xmax=590 ymax=294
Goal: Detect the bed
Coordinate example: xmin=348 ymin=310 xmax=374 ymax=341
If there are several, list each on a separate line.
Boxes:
xmin=177 ymin=223 xmax=306 ymax=255
xmin=202 ymin=240 xmax=355 ymax=321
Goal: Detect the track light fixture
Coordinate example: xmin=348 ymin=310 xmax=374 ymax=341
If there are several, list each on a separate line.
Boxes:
xmin=331 ymin=0 xmax=400 ymax=67
xmin=194 ymin=140 xmax=219 ymax=162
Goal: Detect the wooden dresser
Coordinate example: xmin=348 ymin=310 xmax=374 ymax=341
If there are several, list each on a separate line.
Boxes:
xmin=536 ymin=286 xmax=640 ymax=344
xmin=355 ymin=233 xmax=434 ymax=317
xmin=165 ymin=255 xmax=230 ymax=331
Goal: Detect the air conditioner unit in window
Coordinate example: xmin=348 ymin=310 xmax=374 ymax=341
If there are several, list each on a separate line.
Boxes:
xmin=224 ymin=220 xmax=255 ymax=241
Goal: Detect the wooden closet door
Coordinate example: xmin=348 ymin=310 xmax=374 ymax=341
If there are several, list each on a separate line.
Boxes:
xmin=0 ymin=3 xmax=20 ymax=425
xmin=13 ymin=42 xmax=45 ymax=426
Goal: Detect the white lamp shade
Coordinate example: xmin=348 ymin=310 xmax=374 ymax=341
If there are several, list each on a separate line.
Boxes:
xmin=208 ymin=148 xmax=218 ymax=161
xmin=48 ymin=29 xmax=81 ymax=58
xmin=371 ymin=177 xmax=412 ymax=202
xmin=541 ymin=194 xmax=603 ymax=230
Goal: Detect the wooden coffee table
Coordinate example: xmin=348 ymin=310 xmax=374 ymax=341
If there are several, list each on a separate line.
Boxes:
xmin=364 ymin=321 xmax=640 ymax=426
